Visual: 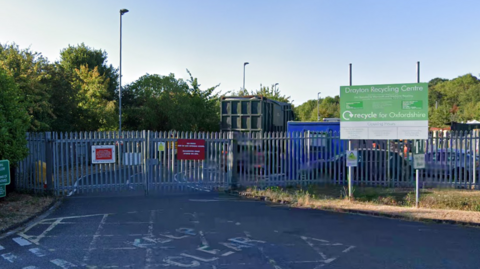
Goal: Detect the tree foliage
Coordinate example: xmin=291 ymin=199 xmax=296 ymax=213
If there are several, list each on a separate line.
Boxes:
xmin=294 ymin=96 xmax=340 ymax=121
xmin=229 ymin=84 xmax=292 ymax=103
xmin=60 ymin=43 xmax=118 ymax=100
xmin=122 ymin=70 xmax=221 ymax=132
xmin=0 ymin=69 xmax=30 ymax=163
xmin=0 ymin=44 xmax=53 ymax=131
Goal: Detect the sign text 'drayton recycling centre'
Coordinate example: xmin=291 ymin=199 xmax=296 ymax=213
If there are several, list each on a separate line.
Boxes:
xmin=340 ymin=83 xmax=428 ymax=140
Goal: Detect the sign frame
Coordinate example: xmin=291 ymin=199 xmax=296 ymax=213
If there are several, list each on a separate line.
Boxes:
xmin=92 ymin=145 xmax=116 ymax=164
xmin=346 ymin=150 xmax=358 ymax=167
xmin=340 ymin=83 xmax=428 ymax=140
xmin=177 ymin=139 xmax=206 ymax=161
xmin=0 ymin=160 xmax=10 ymax=185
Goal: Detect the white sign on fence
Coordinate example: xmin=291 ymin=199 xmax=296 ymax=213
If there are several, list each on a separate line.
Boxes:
xmin=413 ymin=154 xmax=425 ymax=169
xmin=92 ymin=145 xmax=116 ymax=164
xmin=346 ymin=150 xmax=358 ymax=167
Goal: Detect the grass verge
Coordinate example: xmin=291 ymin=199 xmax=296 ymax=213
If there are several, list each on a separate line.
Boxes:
xmin=239 ymin=185 xmax=480 ymax=225
xmin=0 ymin=192 xmax=55 ymax=232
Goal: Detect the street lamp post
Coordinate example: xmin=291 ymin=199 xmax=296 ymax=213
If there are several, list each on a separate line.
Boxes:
xmin=243 ymin=62 xmax=249 ymax=91
xmin=119 ymin=8 xmax=129 ymax=134
xmin=274 ymin=83 xmax=279 ymax=92
xmin=317 ymin=92 xmax=321 ymax=121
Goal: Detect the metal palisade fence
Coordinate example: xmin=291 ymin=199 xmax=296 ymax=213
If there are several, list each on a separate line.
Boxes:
xmin=14 ymin=130 xmax=480 ymax=195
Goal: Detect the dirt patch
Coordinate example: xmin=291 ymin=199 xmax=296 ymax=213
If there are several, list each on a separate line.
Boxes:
xmin=240 ymin=185 xmax=480 ymax=225
xmin=0 ymin=192 xmax=55 ymax=231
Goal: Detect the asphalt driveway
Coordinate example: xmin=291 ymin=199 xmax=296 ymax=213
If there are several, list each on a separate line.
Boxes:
xmin=0 ymin=192 xmax=480 ymax=268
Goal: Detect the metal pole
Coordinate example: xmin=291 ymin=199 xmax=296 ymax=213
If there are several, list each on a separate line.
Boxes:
xmin=415 ymin=140 xmax=419 ymax=208
xmin=243 ymin=62 xmax=249 ymax=91
xmin=415 ymin=61 xmax=420 ymax=207
xmin=243 ymin=65 xmax=245 ymax=91
xmin=416 ymin=61 xmax=420 ymax=83
xmin=119 ymin=12 xmax=122 ymax=133
xmin=348 ymin=63 xmax=353 ymax=199
xmin=317 ymin=92 xmax=321 ymax=121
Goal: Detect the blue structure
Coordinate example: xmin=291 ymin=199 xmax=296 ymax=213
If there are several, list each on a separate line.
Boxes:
xmin=286 ymin=121 xmax=345 ymax=177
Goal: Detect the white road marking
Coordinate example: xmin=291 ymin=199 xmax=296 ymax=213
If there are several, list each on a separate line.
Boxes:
xmin=0 ymin=244 xmax=4 ymax=250
xmin=41 ymin=213 xmax=111 ymax=222
xmin=300 ymin=236 xmax=328 ymax=260
xmin=342 ymin=246 xmax=356 ymax=253
xmin=235 ymin=222 xmax=241 ymax=226
xmin=29 ymin=247 xmax=48 ymax=257
xmin=159 ymin=233 xmax=189 ymax=240
xmin=50 ymin=259 xmax=77 ymax=268
xmin=164 ymin=256 xmax=200 ymax=267
xmin=221 ymin=251 xmax=235 ymax=257
xmin=243 ymin=231 xmax=251 ymax=238
xmin=181 ymin=253 xmax=218 ymax=262
xmin=83 ymin=214 xmax=108 ymax=263
xmin=258 ymin=247 xmax=282 ymax=269
xmin=27 ymin=218 xmax=63 ymax=244
xmin=198 ymin=245 xmax=220 ymax=255
xmin=2 ymin=252 xmax=18 ymax=263
xmin=22 ymin=266 xmax=38 ymax=269
xmin=177 ymin=228 xmax=196 ymax=236
xmin=145 ymin=210 xmax=155 ymax=268
xmin=199 ymin=231 xmax=208 ymax=246
xmin=13 ymin=237 xmax=32 ymax=246
xmin=229 ymin=237 xmax=265 ymax=245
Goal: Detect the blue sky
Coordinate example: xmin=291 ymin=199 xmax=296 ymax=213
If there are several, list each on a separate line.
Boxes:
xmin=1 ymin=0 xmax=479 ymax=105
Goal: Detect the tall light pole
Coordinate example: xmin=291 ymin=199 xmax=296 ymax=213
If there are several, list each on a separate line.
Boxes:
xmin=317 ymin=92 xmax=321 ymax=121
xmin=274 ymin=83 xmax=279 ymax=91
xmin=119 ymin=8 xmax=129 ymax=134
xmin=243 ymin=62 xmax=249 ymax=91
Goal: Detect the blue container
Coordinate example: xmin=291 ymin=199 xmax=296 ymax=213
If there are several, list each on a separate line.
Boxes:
xmin=287 ymin=122 xmax=345 ymax=177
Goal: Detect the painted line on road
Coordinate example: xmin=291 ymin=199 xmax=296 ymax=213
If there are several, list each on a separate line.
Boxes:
xmin=51 ymin=259 xmax=77 ymax=268
xmin=83 ymin=214 xmax=108 ymax=264
xmin=28 ymin=218 xmax=63 ymax=245
xmin=13 ymin=237 xmax=32 ymax=246
xmin=22 ymin=266 xmax=38 ymax=269
xmin=2 ymin=252 xmax=18 ymax=263
xmin=342 ymin=246 xmax=356 ymax=253
xmin=0 ymin=244 xmax=4 ymax=251
xmin=145 ymin=210 xmax=156 ymax=269
xmin=29 ymin=247 xmax=48 ymax=257
xmin=258 ymin=247 xmax=282 ymax=269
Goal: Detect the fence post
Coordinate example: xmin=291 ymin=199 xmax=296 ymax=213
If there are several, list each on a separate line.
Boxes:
xmin=229 ymin=133 xmax=238 ymax=190
xmin=45 ymin=132 xmax=54 ymax=195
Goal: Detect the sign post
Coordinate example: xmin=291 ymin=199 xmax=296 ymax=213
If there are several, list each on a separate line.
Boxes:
xmin=340 ymin=81 xmax=428 ymax=201
xmin=0 ymin=160 xmax=11 ymax=198
xmin=413 ymin=141 xmax=425 ymax=208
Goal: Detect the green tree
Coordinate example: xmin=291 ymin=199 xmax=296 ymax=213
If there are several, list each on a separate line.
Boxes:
xmin=0 ymin=43 xmax=53 ymax=131
xmin=0 ymin=69 xmax=30 ymax=163
xmin=122 ymin=71 xmax=220 ymax=132
xmin=60 ymin=43 xmax=118 ymax=100
xmin=294 ymin=99 xmax=319 ymax=121
xmin=71 ymin=65 xmax=117 ymax=131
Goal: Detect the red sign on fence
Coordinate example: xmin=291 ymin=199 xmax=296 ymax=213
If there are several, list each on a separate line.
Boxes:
xmin=92 ymin=145 xmax=116 ymax=164
xmin=177 ymin=139 xmax=205 ymax=160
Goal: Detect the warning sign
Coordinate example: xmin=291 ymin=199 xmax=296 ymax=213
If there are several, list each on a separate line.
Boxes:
xmin=92 ymin=145 xmax=116 ymax=164
xmin=177 ymin=139 xmax=205 ymax=160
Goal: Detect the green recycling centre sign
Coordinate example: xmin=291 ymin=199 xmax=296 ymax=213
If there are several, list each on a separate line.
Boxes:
xmin=340 ymin=83 xmax=428 ymax=140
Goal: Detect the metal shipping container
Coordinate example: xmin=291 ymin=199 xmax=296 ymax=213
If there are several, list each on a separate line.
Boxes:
xmin=220 ymin=96 xmax=294 ymax=133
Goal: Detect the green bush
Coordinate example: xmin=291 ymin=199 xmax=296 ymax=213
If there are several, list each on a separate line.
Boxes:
xmin=0 ymin=69 xmax=30 ymax=163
